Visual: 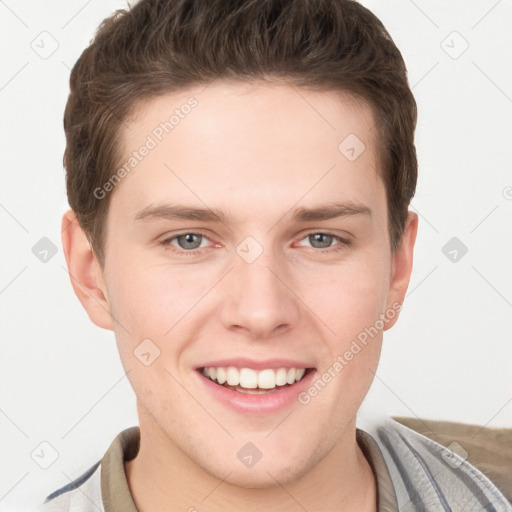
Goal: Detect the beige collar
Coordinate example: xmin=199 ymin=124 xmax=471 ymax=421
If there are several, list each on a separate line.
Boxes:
xmin=100 ymin=426 xmax=398 ymax=512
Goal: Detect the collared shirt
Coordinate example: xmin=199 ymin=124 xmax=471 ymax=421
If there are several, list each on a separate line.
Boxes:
xmin=40 ymin=420 xmax=512 ymax=512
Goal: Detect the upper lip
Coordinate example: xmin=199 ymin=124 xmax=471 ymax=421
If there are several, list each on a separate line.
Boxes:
xmin=195 ymin=358 xmax=314 ymax=371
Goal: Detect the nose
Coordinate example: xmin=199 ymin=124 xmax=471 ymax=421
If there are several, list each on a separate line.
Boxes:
xmin=220 ymin=247 xmax=301 ymax=340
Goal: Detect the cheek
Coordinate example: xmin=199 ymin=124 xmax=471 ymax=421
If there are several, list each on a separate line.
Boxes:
xmin=105 ymin=259 xmax=221 ymax=386
xmin=106 ymin=257 xmax=211 ymax=335
xmin=297 ymin=256 xmax=388 ymax=405
xmin=301 ymin=257 xmax=390 ymax=342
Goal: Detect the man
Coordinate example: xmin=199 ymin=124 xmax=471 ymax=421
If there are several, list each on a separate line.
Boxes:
xmin=42 ymin=0 xmax=511 ymax=510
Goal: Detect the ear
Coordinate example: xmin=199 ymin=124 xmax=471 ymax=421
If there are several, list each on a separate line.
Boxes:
xmin=61 ymin=209 xmax=114 ymax=331
xmin=384 ymin=211 xmax=418 ymax=330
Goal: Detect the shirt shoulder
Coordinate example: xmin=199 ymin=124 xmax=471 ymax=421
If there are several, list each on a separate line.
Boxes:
xmin=372 ymin=419 xmax=512 ymax=512
xmin=38 ymin=426 xmax=139 ymax=512
xmin=38 ymin=461 xmax=103 ymax=512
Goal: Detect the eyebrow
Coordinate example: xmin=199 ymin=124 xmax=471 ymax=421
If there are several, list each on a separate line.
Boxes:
xmin=134 ymin=201 xmax=371 ymax=224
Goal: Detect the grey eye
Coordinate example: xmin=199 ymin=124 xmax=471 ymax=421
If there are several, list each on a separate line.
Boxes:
xmin=175 ymin=233 xmax=203 ymax=250
xmin=308 ymin=233 xmax=334 ymax=249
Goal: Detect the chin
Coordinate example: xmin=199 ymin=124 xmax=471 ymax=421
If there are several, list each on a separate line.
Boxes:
xmin=219 ymin=460 xmax=309 ymax=489
xmin=195 ymin=438 xmax=324 ymax=490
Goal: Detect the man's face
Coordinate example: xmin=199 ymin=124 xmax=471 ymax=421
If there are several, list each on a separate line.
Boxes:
xmin=91 ymin=81 xmax=412 ymax=486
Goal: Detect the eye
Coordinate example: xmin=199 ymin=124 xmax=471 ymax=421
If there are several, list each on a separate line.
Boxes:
xmin=160 ymin=232 xmax=213 ymax=255
xmin=296 ymin=232 xmax=350 ymax=252
xmin=306 ymin=233 xmax=335 ymax=249
xmin=173 ymin=233 xmax=206 ymax=250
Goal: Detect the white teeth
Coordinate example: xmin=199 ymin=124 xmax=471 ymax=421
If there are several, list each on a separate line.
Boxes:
xmin=226 ymin=366 xmax=239 ymax=386
xmin=200 ymin=365 xmax=309 ymax=390
xmin=258 ymin=369 xmax=276 ymax=389
xmin=286 ymin=368 xmax=296 ymax=385
xmin=239 ymin=368 xmax=258 ymax=389
xmin=275 ymin=368 xmax=288 ymax=386
xmin=216 ymin=367 xmax=227 ymax=384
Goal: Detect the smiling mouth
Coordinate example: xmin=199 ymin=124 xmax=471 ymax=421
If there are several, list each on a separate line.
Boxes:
xmin=199 ymin=366 xmax=314 ymax=394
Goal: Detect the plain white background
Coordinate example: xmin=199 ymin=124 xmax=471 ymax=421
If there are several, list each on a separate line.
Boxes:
xmin=1 ymin=0 xmax=511 ymax=509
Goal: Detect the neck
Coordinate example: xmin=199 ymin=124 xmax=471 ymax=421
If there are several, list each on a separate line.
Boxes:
xmin=125 ymin=413 xmax=377 ymax=512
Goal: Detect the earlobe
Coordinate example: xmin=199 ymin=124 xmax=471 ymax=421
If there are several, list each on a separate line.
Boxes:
xmin=384 ymin=211 xmax=418 ymax=330
xmin=61 ymin=209 xmax=114 ymax=331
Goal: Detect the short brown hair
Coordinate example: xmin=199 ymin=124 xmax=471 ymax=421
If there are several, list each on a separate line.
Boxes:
xmin=64 ymin=0 xmax=417 ymax=266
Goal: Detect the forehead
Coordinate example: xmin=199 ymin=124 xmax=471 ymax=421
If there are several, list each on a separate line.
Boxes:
xmin=112 ymin=80 xmax=383 ymax=222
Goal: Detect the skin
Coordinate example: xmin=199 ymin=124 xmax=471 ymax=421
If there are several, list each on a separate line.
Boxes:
xmin=62 ymin=80 xmax=418 ymax=511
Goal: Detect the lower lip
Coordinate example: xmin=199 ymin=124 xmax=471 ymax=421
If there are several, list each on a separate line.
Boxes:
xmin=195 ymin=369 xmax=316 ymax=414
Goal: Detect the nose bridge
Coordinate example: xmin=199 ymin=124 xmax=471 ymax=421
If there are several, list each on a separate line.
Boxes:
xmin=221 ymin=240 xmax=300 ymax=338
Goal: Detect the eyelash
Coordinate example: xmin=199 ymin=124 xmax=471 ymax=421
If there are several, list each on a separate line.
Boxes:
xmin=159 ymin=231 xmax=351 ymax=257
